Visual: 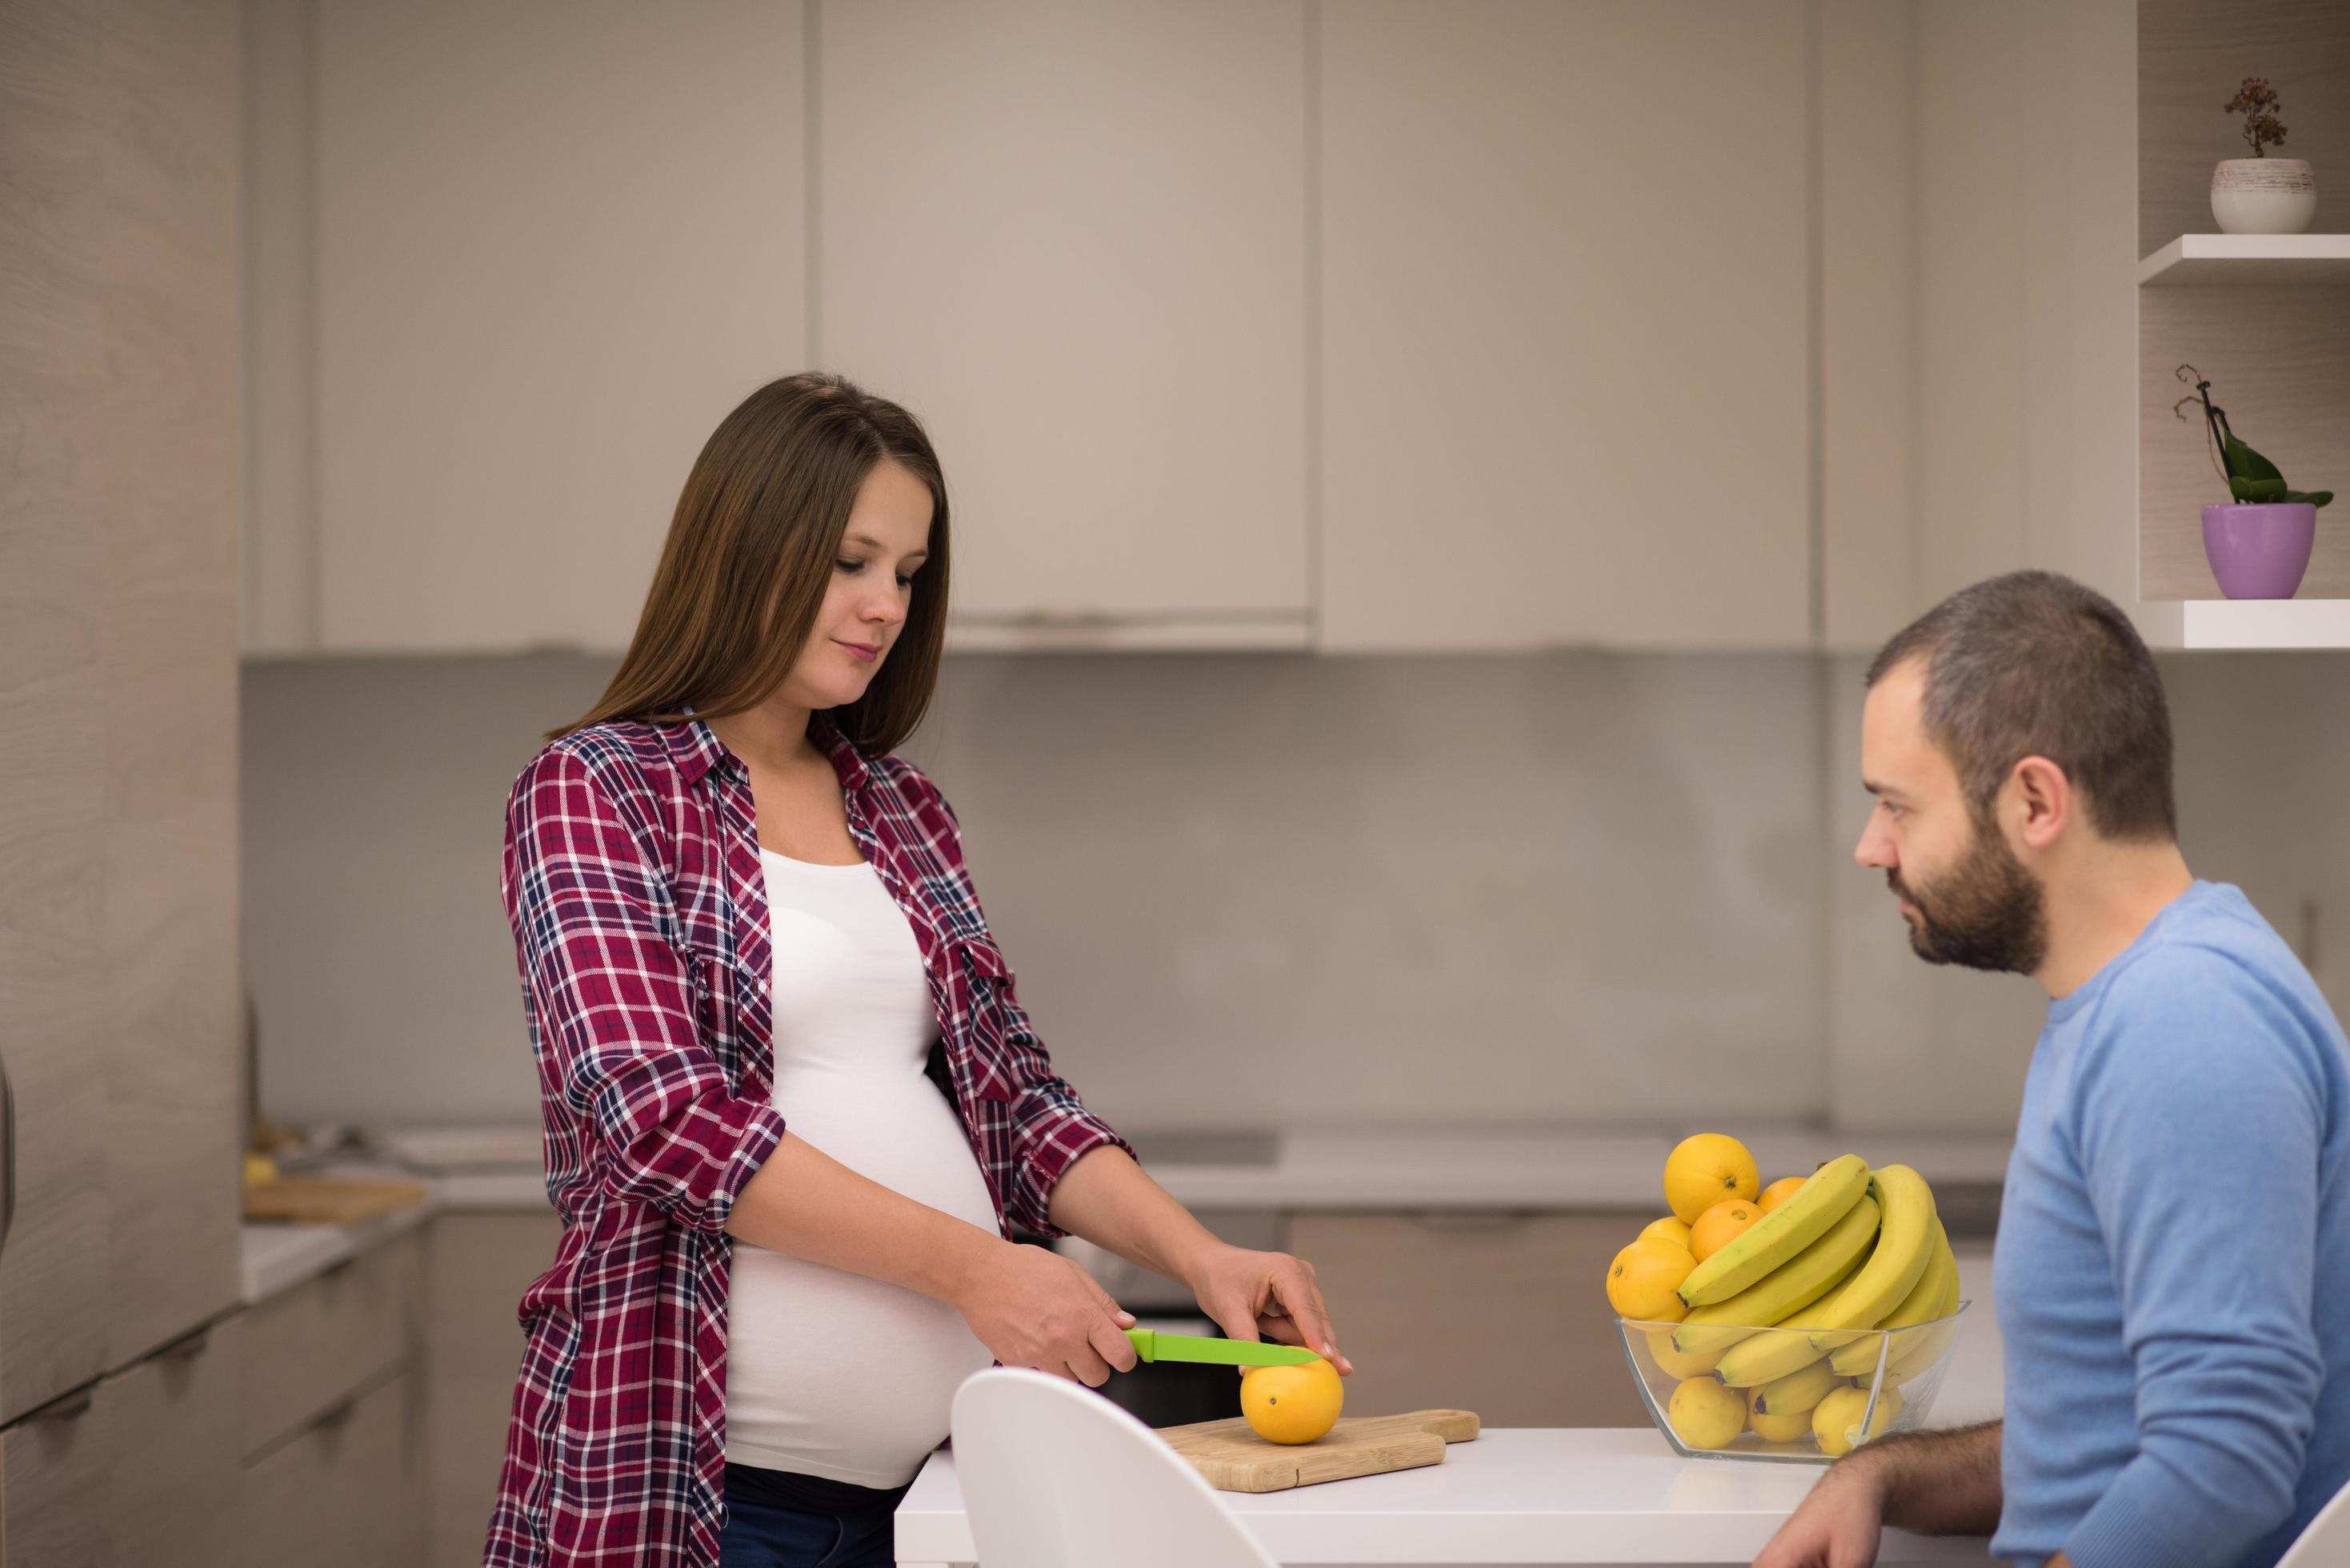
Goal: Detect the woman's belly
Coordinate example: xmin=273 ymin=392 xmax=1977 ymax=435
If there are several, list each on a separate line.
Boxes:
xmin=724 ymin=1065 xmax=1001 ymax=1488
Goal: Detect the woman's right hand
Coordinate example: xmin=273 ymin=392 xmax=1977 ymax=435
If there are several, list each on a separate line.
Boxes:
xmin=955 ymin=1239 xmax=1139 ymax=1386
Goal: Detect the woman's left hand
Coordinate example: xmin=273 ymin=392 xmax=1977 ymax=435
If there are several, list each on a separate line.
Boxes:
xmin=1183 ymin=1243 xmax=1354 ymax=1375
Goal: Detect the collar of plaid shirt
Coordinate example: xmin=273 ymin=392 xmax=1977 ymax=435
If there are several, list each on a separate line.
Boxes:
xmin=485 ymin=715 xmax=1128 ymax=1567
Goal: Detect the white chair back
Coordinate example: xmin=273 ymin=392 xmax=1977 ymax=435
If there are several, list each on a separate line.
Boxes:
xmin=948 ymin=1368 xmax=1277 ymax=1568
xmin=2275 ymin=1470 xmax=2350 ymax=1568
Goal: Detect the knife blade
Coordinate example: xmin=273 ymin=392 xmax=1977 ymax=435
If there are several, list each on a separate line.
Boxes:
xmin=1123 ymin=1326 xmax=1322 ymax=1367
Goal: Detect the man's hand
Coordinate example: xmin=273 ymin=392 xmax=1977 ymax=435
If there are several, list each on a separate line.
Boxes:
xmin=1754 ymin=1455 xmax=1888 ymax=1568
xmin=1756 ymin=1422 xmax=2004 ymax=1566
xmin=1183 ymin=1242 xmax=1355 ymax=1375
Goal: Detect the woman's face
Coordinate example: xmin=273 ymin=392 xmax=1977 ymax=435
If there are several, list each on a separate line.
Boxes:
xmin=776 ymin=458 xmax=934 ymax=714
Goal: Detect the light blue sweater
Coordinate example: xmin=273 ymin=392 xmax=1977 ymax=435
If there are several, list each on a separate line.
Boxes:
xmin=1992 ymin=882 xmax=2350 ymax=1568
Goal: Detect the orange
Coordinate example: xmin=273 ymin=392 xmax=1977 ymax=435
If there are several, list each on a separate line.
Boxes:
xmin=1663 ymin=1134 xmax=1759 ymax=1224
xmin=1687 ymin=1198 xmax=1762 ymax=1262
xmin=1757 ymin=1176 xmax=1808 ymax=1214
xmin=1604 ymin=1238 xmax=1695 ymax=1322
xmin=1240 ymin=1357 xmax=1343 ymax=1445
xmin=1636 ymin=1215 xmax=1694 ymax=1251
xmin=1646 ymin=1326 xmax=1720 ymax=1380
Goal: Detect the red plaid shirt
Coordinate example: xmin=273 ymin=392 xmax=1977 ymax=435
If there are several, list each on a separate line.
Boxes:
xmin=486 ymin=717 xmax=1127 ymax=1566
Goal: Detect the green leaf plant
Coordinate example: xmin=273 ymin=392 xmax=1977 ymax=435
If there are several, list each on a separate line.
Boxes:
xmin=2174 ymin=365 xmax=2334 ymax=509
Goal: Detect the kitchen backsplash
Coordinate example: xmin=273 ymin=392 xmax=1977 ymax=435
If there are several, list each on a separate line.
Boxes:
xmin=241 ymin=650 xmax=2347 ymax=1137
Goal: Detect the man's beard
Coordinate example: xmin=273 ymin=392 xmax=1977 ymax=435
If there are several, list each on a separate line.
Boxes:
xmin=1888 ymin=821 xmax=2048 ymax=975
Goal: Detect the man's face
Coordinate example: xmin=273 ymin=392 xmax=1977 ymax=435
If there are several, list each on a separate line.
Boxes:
xmin=1854 ymin=658 xmax=2048 ymax=975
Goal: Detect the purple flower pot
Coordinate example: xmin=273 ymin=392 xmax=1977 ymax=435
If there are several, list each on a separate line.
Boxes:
xmin=2202 ymin=502 xmax=2317 ymax=599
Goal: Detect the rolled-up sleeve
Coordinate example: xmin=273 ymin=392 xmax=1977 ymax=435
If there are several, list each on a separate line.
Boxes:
xmin=503 ymin=746 xmax=787 ymax=1232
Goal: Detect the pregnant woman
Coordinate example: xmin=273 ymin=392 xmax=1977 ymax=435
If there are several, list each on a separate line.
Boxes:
xmin=486 ymin=372 xmax=1349 ymax=1568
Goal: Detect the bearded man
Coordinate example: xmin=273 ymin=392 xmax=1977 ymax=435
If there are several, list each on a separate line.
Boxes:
xmin=1757 ymin=571 xmax=2350 ymax=1568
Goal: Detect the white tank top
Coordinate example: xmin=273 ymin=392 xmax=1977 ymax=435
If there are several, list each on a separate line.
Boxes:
xmin=723 ymin=848 xmax=999 ymax=1487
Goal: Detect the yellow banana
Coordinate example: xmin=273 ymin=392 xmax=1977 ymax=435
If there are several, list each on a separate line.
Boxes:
xmin=1805 ymin=1165 xmax=1937 ymax=1351
xmin=1884 ymin=1251 xmax=1965 ymax=1379
xmin=1828 ymin=1219 xmax=1953 ymax=1376
xmin=1678 ymin=1154 xmax=1871 ymax=1307
xmin=1716 ymin=1276 xmax=1870 ymax=1388
xmin=1673 ymin=1195 xmax=1880 ymax=1357
xmin=1752 ymin=1358 xmax=1845 ymax=1417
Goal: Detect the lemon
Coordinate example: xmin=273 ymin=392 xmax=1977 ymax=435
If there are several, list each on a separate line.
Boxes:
xmin=1646 ymin=1326 xmax=1720 ymax=1380
xmin=1605 ymin=1238 xmax=1694 ymax=1322
xmin=1666 ymin=1377 xmax=1746 ymax=1450
xmin=1747 ymin=1386 xmax=1813 ymax=1444
xmin=1756 ymin=1176 xmax=1808 ymax=1214
xmin=1637 ymin=1215 xmax=1695 ymax=1250
xmin=1811 ymin=1384 xmax=1903 ymax=1457
xmin=1240 ymin=1358 xmax=1343 ymax=1445
xmin=1663 ymin=1134 xmax=1759 ymax=1224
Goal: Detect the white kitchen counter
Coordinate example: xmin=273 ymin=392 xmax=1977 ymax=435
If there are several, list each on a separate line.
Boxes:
xmin=895 ymin=1427 xmax=1989 ymax=1566
xmin=368 ymin=1123 xmax=2013 ymax=1214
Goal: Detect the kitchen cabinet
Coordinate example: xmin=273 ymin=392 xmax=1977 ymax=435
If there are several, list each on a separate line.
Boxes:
xmin=240 ymin=1227 xmax=427 ymax=1568
xmin=1283 ymin=1211 xmax=1653 ymax=1429
xmin=426 ymin=1211 xmax=564 ymax=1568
xmin=1316 ymin=1 xmax=1813 ymax=652
xmin=102 ymin=1322 xmax=246 ymax=1568
xmin=0 ymin=0 xmax=242 ymax=1426
xmin=1 ymin=1386 xmax=106 ymax=1568
xmin=819 ymin=0 xmax=1312 ymax=649
xmin=245 ymin=1369 xmax=424 ymax=1568
xmin=258 ymin=0 xmax=808 ymax=654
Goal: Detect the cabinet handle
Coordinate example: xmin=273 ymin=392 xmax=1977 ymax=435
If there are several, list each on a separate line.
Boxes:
xmin=161 ymin=1327 xmax=213 ymax=1361
xmin=32 ymin=1389 xmax=94 ymax=1425
xmin=314 ymin=1395 xmax=358 ymax=1431
xmin=999 ymin=608 xmax=1117 ymax=630
xmin=0 ymin=1043 xmax=14 ymax=1264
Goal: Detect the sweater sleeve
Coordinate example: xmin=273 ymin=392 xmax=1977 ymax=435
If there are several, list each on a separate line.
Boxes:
xmin=2062 ymin=946 xmax=2326 ymax=1568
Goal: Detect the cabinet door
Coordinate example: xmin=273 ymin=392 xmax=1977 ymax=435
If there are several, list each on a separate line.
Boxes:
xmin=820 ymin=1 xmax=1311 ymax=642
xmin=104 ymin=1322 xmax=245 ymax=1568
xmin=0 ymin=0 xmax=239 ymax=1417
xmin=1283 ymin=1211 xmax=1654 ymax=1428
xmin=1 ymin=1384 xmax=108 ymax=1568
xmin=1318 ymin=1 xmax=1812 ymax=650
xmin=310 ymin=0 xmax=808 ymax=652
xmin=91 ymin=0 xmax=244 ymax=1370
xmin=425 ymin=1213 xmax=561 ymax=1568
xmin=245 ymin=1370 xmax=422 ymax=1568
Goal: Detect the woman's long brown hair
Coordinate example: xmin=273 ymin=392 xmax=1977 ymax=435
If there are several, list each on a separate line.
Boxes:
xmin=554 ymin=372 xmax=951 ymax=754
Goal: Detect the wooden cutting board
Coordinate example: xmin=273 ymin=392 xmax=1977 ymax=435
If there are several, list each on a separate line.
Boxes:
xmin=242 ymin=1177 xmax=430 ymax=1225
xmin=1158 ymin=1409 xmax=1480 ymax=1493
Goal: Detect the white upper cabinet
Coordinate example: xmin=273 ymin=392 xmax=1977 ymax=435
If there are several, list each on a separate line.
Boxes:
xmin=1316 ymin=2 xmax=1814 ymax=652
xmin=298 ymin=0 xmax=807 ymax=654
xmin=817 ymin=1 xmax=1312 ymax=647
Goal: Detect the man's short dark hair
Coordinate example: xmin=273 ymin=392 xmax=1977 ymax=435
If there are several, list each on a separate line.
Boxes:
xmin=1865 ymin=570 xmax=2176 ymax=842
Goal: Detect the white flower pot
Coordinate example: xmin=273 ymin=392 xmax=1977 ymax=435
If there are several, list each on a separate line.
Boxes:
xmin=2211 ymin=158 xmax=2316 ymax=234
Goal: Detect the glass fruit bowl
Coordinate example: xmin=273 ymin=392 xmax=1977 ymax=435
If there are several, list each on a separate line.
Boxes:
xmin=1616 ymin=1303 xmax=1971 ymax=1464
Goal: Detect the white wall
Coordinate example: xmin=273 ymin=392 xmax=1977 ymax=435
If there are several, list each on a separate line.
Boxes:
xmin=242 ymin=651 xmax=1828 ymax=1131
xmin=243 ymin=646 xmax=2349 ymax=1137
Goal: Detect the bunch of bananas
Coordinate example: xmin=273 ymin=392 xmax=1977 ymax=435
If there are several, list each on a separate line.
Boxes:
xmin=1603 ymin=1135 xmax=1962 ymax=1455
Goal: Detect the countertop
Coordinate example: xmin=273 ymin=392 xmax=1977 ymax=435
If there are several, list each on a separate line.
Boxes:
xmin=894 ymin=1427 xmax=1990 ymax=1566
xmin=359 ymin=1123 xmax=2015 ymax=1213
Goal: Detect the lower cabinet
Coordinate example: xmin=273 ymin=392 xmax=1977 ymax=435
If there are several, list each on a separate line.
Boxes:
xmin=2 ymin=1383 xmax=107 ymax=1567
xmin=238 ymin=1227 xmax=426 ymax=1568
xmin=245 ymin=1367 xmax=422 ymax=1568
xmin=1282 ymin=1210 xmax=1656 ymax=1429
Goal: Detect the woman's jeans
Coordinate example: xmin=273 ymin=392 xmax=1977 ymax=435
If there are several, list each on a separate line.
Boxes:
xmin=718 ymin=1462 xmax=912 ymax=1568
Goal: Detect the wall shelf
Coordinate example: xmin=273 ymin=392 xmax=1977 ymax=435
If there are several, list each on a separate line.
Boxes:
xmin=2139 ymin=233 xmax=2350 ymax=286
xmin=2173 ymin=598 xmax=2350 ymax=650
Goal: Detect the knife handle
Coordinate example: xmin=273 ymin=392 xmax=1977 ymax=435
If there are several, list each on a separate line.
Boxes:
xmin=1123 ymin=1326 xmax=1156 ymax=1362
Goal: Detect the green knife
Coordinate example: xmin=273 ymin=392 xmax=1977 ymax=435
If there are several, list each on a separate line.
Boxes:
xmin=1123 ymin=1326 xmax=1322 ymax=1367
